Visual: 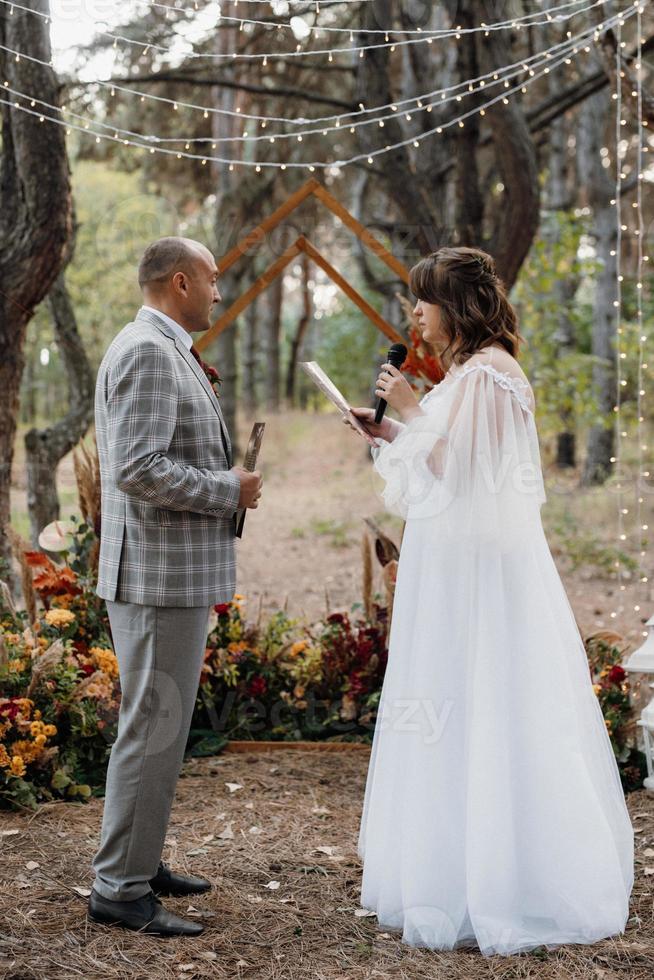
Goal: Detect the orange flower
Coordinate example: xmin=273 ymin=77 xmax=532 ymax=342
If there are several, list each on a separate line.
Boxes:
xmin=26 ymin=552 xmax=81 ymax=598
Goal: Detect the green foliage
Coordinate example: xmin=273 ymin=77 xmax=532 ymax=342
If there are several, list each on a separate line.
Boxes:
xmin=550 ymin=511 xmax=641 ymax=578
xmin=513 ymin=210 xmax=606 ymax=437
xmin=303 ymin=286 xmax=388 ymax=405
xmin=309 ymin=518 xmax=352 ymax=548
xmin=22 ymin=161 xmax=175 ymax=424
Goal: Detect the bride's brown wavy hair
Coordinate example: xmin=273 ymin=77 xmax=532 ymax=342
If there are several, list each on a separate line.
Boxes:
xmin=408 ymin=246 xmax=525 ymax=369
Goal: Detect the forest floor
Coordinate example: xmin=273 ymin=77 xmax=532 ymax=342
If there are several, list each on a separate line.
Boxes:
xmin=0 ymin=748 xmax=653 ymax=980
xmin=10 ymin=408 xmax=654 ymax=650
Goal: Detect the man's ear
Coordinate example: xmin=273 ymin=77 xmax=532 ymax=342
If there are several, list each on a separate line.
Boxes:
xmin=172 ymin=270 xmax=188 ymax=296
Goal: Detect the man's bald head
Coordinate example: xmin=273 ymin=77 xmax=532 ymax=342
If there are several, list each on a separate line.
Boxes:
xmin=137 ymin=237 xmax=221 ymax=334
xmin=138 ymin=237 xmax=213 ymax=291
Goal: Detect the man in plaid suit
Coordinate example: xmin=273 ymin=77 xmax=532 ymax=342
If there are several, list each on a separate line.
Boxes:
xmin=88 ymin=238 xmax=263 ymax=937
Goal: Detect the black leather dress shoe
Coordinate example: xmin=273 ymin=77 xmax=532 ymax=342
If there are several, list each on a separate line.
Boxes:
xmin=148 ymin=861 xmax=212 ymax=897
xmin=87 ymin=887 xmax=204 ymax=936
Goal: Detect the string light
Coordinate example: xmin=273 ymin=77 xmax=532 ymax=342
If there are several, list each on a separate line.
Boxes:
xmin=0 ymin=26 xmax=598 ymax=149
xmin=0 ymin=8 xmax=635 ymax=172
xmin=634 ymin=4 xmax=648 ymax=630
xmin=0 ymin=0 xmax=609 ymax=63
xmin=609 ymin=5 xmax=649 ymax=633
xmin=0 ymin=13 xmax=621 ymax=132
xmin=128 ymin=0 xmax=604 ymax=36
xmin=612 ymin=17 xmax=626 ymax=624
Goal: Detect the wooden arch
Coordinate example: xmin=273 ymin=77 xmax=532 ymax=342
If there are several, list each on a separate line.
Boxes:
xmin=195 ymin=178 xmax=410 ymax=353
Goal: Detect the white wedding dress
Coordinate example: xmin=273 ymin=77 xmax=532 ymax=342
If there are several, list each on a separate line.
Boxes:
xmin=358 ymin=345 xmax=634 ymax=957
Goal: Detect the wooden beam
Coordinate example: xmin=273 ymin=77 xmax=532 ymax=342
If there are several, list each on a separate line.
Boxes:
xmin=217 ymin=178 xmax=320 ymax=275
xmin=311 ymin=183 xmax=410 ymax=285
xmin=198 ymin=239 xmax=303 ymax=350
xmin=298 ymin=237 xmax=406 ymax=347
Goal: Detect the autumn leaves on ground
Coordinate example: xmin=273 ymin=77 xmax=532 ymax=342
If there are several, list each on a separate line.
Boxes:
xmin=5 ymin=408 xmax=653 ymax=978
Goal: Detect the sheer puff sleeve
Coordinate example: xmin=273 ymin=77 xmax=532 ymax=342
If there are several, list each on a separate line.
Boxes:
xmin=370 ymin=364 xmax=546 ymax=548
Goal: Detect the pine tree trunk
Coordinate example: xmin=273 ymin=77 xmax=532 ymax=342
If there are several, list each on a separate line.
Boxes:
xmin=243 ymin=295 xmax=259 ymax=416
xmin=545 ymin=49 xmax=578 ymax=470
xmin=286 ymin=253 xmax=311 ymax=407
xmin=265 ymin=274 xmax=283 ymax=413
xmin=24 ymin=272 xmax=94 ymax=544
xmin=0 ymin=0 xmax=73 ymax=573
xmin=577 ymin=89 xmax=617 ymax=485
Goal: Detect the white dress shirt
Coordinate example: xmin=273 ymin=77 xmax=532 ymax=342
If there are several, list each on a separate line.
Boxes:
xmin=141 ymin=305 xmax=194 ymax=351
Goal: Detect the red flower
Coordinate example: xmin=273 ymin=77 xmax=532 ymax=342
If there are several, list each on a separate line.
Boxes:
xmin=247 ymin=676 xmax=267 ymax=698
xmin=198 ymin=358 xmax=222 ymax=397
xmin=348 ymin=672 xmax=366 ymax=696
xmin=608 ymin=664 xmax=627 ymax=685
xmin=214 ymin=603 xmax=231 ymax=615
xmin=0 ymin=699 xmax=21 ymax=720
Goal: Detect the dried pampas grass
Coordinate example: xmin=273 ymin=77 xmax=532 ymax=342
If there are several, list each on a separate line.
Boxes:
xmin=73 ymin=437 xmax=101 ymax=528
xmin=6 ymin=527 xmax=38 ymax=629
xmin=361 ymin=531 xmax=373 ymax=622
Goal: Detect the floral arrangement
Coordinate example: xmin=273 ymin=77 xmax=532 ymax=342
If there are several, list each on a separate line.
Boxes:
xmin=192 ymin=593 xmax=389 ymax=748
xmin=0 ymin=483 xmax=647 ymax=808
xmin=0 ymin=518 xmax=119 ymax=810
xmin=586 ymin=629 xmax=647 ymax=793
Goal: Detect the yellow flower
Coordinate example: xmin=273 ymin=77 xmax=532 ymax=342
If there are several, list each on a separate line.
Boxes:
xmin=227 ymin=641 xmax=247 ymax=653
xmin=44 ymin=724 xmax=57 ymax=737
xmin=7 ymin=659 xmax=26 ymax=673
xmin=289 ymin=641 xmax=308 ymax=657
xmin=44 ymin=609 xmax=75 ymax=628
xmin=51 ymin=594 xmax=73 ymax=609
xmin=89 ymin=647 xmax=119 ymax=679
xmin=12 ymin=740 xmax=42 ymax=764
xmin=0 ymin=745 xmax=10 ymax=768
xmin=34 ymin=734 xmax=47 ymax=748
xmin=33 ymin=709 xmax=42 ymax=720
xmin=592 ymin=684 xmax=602 ymax=696
xmin=10 ymin=755 xmax=26 ymax=777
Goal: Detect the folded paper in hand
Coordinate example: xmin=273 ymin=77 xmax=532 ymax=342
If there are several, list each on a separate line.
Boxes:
xmin=300 ymin=360 xmax=379 ymax=448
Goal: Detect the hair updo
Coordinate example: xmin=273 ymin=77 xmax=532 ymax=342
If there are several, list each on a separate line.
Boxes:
xmin=408 ymin=246 xmax=525 ymax=368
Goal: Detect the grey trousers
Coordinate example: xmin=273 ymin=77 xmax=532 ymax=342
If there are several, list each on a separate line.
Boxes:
xmin=91 ymin=599 xmax=212 ymax=901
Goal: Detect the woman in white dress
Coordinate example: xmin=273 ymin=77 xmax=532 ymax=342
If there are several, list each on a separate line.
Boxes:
xmin=345 ymin=246 xmax=634 ymax=957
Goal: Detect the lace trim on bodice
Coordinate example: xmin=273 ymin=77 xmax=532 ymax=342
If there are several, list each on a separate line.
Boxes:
xmin=420 ymin=362 xmax=534 ymax=415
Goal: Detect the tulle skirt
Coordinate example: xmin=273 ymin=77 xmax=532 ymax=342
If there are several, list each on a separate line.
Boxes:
xmin=357 ymin=515 xmax=634 ymax=957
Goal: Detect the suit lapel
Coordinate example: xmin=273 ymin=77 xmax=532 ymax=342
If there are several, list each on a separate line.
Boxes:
xmin=135 ymin=307 xmax=233 ymax=466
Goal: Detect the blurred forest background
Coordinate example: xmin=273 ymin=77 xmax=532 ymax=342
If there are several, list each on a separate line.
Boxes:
xmin=0 ymin=0 xmax=652 ymax=630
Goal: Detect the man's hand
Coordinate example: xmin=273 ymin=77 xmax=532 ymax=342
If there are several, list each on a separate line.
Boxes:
xmin=231 ymin=467 xmax=263 ymax=509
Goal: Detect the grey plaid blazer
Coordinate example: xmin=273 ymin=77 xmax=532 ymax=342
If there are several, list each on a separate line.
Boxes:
xmin=94 ymin=306 xmax=241 ymax=607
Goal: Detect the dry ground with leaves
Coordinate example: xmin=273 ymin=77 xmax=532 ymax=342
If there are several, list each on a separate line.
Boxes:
xmin=0 ymin=747 xmax=653 ymax=980
xmin=6 ymin=409 xmax=654 ymax=976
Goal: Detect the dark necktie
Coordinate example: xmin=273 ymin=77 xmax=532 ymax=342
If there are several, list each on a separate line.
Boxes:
xmin=188 ymin=345 xmax=230 ymax=462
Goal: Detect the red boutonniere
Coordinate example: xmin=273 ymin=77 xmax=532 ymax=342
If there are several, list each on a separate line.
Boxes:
xmin=190 ymin=345 xmax=222 ymax=398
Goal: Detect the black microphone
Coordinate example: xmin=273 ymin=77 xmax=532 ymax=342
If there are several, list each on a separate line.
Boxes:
xmin=374 ymin=343 xmax=408 ymax=424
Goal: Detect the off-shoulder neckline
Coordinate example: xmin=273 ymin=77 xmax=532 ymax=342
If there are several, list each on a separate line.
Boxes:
xmin=421 ymin=356 xmax=535 ymax=415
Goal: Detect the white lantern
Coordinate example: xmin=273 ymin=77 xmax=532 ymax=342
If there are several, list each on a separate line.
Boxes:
xmin=624 ymin=613 xmax=654 ymax=793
